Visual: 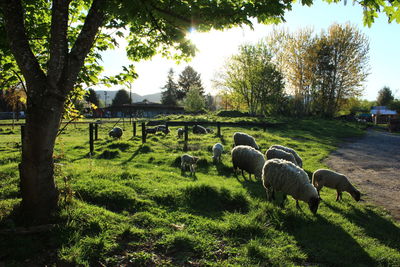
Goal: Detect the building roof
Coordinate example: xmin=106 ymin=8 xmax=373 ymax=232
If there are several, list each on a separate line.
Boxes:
xmin=370 ymin=106 xmax=397 ymax=115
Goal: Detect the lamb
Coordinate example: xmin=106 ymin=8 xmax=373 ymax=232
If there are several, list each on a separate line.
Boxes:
xmin=181 ymin=154 xmax=199 ymax=175
xmin=312 ymin=169 xmax=361 ymax=202
xmin=108 ymin=127 xmax=123 ymax=138
xmin=206 ymin=127 xmax=214 ymax=133
xmin=233 ymin=132 xmax=259 ymax=150
xmin=177 ymin=128 xmax=185 ymax=138
xmin=265 ymin=147 xmax=298 ymax=166
xmin=212 ymin=143 xmax=224 ymax=163
xmin=156 ymin=125 xmax=170 ymax=134
xmin=269 ymin=145 xmax=302 ymax=167
xmin=192 ymin=124 xmax=207 ymax=134
xmin=262 ymin=159 xmax=320 ymax=214
xmin=231 ymin=145 xmax=265 ymax=180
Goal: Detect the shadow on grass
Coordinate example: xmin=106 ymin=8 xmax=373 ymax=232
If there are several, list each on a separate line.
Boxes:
xmin=215 ymin=162 xmax=233 ymax=177
xmin=120 ymin=145 xmax=152 ymax=165
xmin=281 ymin=212 xmax=377 ymax=266
xmin=325 ymin=202 xmax=400 ymax=252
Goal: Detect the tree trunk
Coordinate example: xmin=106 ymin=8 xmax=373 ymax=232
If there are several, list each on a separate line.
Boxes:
xmin=19 ymin=88 xmax=64 ymax=224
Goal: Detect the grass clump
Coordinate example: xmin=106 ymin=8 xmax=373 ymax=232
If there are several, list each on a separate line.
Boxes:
xmin=97 ymin=149 xmax=120 ymax=159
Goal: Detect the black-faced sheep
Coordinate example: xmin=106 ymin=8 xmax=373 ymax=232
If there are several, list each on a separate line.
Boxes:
xmin=109 ymin=127 xmax=123 ymax=138
xmin=192 ymin=124 xmax=207 ymax=134
xmin=265 ymin=147 xmax=298 ymax=166
xmin=177 ymin=128 xmax=185 ymax=138
xmin=262 ymin=159 xmax=320 ymax=214
xmin=231 ymin=145 xmax=265 ymax=180
xmin=233 ymin=132 xmax=259 ymax=150
xmin=212 ymin=143 xmax=224 ymax=163
xmin=312 ymin=169 xmax=361 ymax=202
xmin=181 ymin=154 xmax=199 ymax=175
xmin=269 ymin=145 xmax=302 ymax=167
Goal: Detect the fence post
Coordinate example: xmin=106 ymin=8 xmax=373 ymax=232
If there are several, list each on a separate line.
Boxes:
xmin=89 ymin=123 xmax=94 ymax=155
xmin=94 ymin=123 xmax=98 ymax=140
xmin=263 ymin=123 xmax=267 ymax=132
xmin=141 ymin=122 xmax=146 ymax=143
xmin=217 ymin=122 xmax=221 ymax=137
xmin=133 ymin=121 xmax=136 ymax=137
xmin=183 ymin=125 xmax=188 ymax=151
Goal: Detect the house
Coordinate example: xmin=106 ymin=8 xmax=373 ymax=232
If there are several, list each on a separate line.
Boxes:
xmin=370 ymin=106 xmax=397 ymax=124
xmin=105 ymin=100 xmax=184 ymax=118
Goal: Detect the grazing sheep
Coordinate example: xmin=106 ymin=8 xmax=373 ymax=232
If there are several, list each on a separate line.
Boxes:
xmin=193 ymin=124 xmax=207 ymax=134
xmin=262 ymin=159 xmax=320 ymax=214
xmin=233 ymin=132 xmax=259 ymax=150
xmin=212 ymin=143 xmax=224 ymax=163
xmin=181 ymin=154 xmax=199 ymax=175
xmin=177 ymin=128 xmax=185 ymax=138
xmin=108 ymin=127 xmax=123 ymax=138
xmin=231 ymin=145 xmax=265 ymax=180
xmin=156 ymin=125 xmax=170 ymax=134
xmin=269 ymin=145 xmax=302 ymax=167
xmin=206 ymin=128 xmax=214 ymax=133
xmin=145 ymin=127 xmax=158 ymax=134
xmin=312 ymin=169 xmax=361 ymax=202
xmin=265 ymin=147 xmax=298 ymax=166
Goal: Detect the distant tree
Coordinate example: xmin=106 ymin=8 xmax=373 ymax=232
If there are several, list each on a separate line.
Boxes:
xmin=161 ymin=68 xmax=178 ymax=106
xmin=112 ymin=89 xmax=131 ymax=106
xmin=183 ymin=85 xmax=205 ymax=112
xmin=376 ymin=86 xmax=394 ymax=106
xmin=177 ymin=66 xmax=204 ymax=100
xmin=388 ymin=99 xmax=400 ymax=113
xmin=85 ymin=88 xmax=100 ymax=107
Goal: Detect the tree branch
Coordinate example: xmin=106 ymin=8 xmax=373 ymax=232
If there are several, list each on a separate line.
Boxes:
xmin=48 ymin=0 xmax=71 ymax=85
xmin=0 ymin=0 xmax=46 ymax=88
xmin=65 ymin=0 xmax=107 ymax=92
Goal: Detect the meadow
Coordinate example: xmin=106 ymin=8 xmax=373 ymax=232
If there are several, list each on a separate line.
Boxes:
xmin=1 ymin=116 xmax=400 ymax=266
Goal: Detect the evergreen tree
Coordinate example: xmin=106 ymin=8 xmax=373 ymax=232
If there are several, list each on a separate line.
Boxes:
xmin=161 ymin=68 xmax=178 ymax=105
xmin=112 ymin=89 xmax=131 ymax=106
xmin=85 ymin=88 xmax=100 ymax=107
xmin=376 ymin=86 xmax=394 ymax=106
xmin=177 ymin=66 xmax=204 ymax=100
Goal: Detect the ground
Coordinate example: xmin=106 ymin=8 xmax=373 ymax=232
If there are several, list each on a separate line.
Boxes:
xmin=325 ymin=128 xmax=400 ymax=221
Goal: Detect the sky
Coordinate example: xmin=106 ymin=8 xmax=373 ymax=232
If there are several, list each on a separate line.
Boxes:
xmin=98 ymin=1 xmax=400 ymax=101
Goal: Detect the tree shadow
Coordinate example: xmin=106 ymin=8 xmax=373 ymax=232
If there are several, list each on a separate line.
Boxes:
xmin=120 ymin=145 xmax=150 ymax=165
xmin=281 ymin=212 xmax=378 ymax=266
xmin=215 ymin=161 xmax=234 ymax=177
xmin=324 ymin=202 xmax=400 ymax=252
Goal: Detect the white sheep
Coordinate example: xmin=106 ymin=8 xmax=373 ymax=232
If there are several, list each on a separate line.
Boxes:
xmin=265 ymin=147 xmax=298 ymax=166
xmin=312 ymin=169 xmax=361 ymax=202
xmin=108 ymin=127 xmax=123 ymax=138
xmin=177 ymin=128 xmax=185 ymax=138
xmin=233 ymin=132 xmax=259 ymax=150
xmin=212 ymin=143 xmax=224 ymax=163
xmin=262 ymin=159 xmax=320 ymax=214
xmin=181 ymin=154 xmax=199 ymax=175
xmin=269 ymin=145 xmax=302 ymax=167
xmin=231 ymin=145 xmax=265 ymax=180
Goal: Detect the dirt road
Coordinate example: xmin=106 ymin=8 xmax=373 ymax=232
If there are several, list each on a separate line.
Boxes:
xmin=324 ymin=128 xmax=400 ymax=221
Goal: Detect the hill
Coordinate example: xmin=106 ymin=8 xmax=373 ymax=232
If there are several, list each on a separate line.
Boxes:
xmin=95 ymin=90 xmax=161 ymax=104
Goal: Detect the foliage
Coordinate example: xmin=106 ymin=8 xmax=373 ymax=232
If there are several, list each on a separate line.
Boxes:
xmin=111 ymin=89 xmax=131 ymax=107
xmin=216 ymin=42 xmax=285 ymax=116
xmin=161 ymin=68 xmax=179 ymax=106
xmin=376 ymin=86 xmax=394 ymax=106
xmin=177 ymin=66 xmax=205 ymax=100
xmin=85 ymin=89 xmax=100 ymax=107
xmin=388 ymin=98 xmax=400 ymax=113
xmin=183 ymin=85 xmax=206 ymax=112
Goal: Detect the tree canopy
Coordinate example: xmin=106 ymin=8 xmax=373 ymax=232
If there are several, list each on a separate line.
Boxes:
xmin=112 ymin=89 xmax=131 ymax=106
xmin=161 ymin=68 xmax=179 ymax=106
xmin=177 ymin=66 xmax=204 ymax=100
xmin=376 ymin=86 xmax=394 ymax=106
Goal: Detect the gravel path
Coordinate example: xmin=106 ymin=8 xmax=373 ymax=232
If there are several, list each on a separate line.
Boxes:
xmin=324 ymin=128 xmax=400 ymax=221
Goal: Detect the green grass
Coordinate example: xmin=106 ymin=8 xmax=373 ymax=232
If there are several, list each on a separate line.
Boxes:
xmin=1 ymin=116 xmax=399 ymax=266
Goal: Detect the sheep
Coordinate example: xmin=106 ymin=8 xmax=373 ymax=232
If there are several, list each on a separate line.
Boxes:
xmin=212 ymin=143 xmax=224 ymax=163
xmin=192 ymin=124 xmax=207 ymax=134
xmin=145 ymin=127 xmax=158 ymax=134
xmin=262 ymin=159 xmax=320 ymax=214
xmin=269 ymin=145 xmax=302 ymax=168
xmin=265 ymin=147 xmax=298 ymax=166
xmin=233 ymin=132 xmax=259 ymax=150
xmin=231 ymin=145 xmax=265 ymax=180
xmin=206 ymin=127 xmax=214 ymax=133
xmin=177 ymin=128 xmax=185 ymax=138
xmin=181 ymin=154 xmax=199 ymax=175
xmin=156 ymin=125 xmax=170 ymax=134
xmin=108 ymin=127 xmax=123 ymax=138
xmin=312 ymin=169 xmax=361 ymax=202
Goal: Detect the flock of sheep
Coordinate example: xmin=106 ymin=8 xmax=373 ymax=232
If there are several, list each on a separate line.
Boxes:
xmin=109 ymin=125 xmax=361 ymax=215
xmin=181 ymin=130 xmax=361 ymax=215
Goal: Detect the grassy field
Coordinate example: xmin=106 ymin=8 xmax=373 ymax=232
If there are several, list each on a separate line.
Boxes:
xmin=0 ymin=116 xmax=399 ymax=266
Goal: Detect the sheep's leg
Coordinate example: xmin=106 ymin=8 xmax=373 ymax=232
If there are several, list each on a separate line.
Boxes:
xmin=336 ymin=190 xmax=342 ymax=201
xmin=280 ymin=194 xmax=287 ymax=208
xmin=295 ymin=200 xmax=303 ymax=211
xmin=241 ymin=170 xmax=246 ymax=180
